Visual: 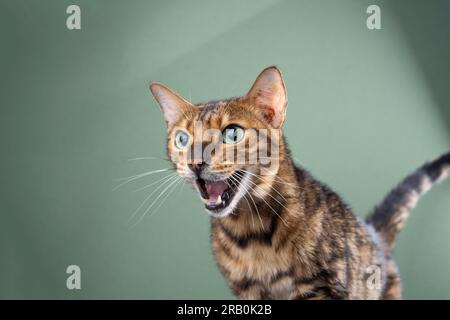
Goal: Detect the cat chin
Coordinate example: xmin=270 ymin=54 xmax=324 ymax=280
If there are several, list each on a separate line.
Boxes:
xmin=203 ymin=195 xmax=239 ymax=218
xmin=204 ymin=207 xmax=234 ymax=218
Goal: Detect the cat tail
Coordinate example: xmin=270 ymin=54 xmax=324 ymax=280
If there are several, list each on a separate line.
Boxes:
xmin=366 ymin=151 xmax=450 ymax=249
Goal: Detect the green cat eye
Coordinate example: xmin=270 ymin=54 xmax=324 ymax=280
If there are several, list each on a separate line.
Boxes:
xmin=222 ymin=125 xmax=245 ymax=144
xmin=174 ymin=130 xmax=190 ymax=149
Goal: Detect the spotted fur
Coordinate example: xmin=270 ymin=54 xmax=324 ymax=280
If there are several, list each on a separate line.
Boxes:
xmin=150 ymin=66 xmax=450 ymax=299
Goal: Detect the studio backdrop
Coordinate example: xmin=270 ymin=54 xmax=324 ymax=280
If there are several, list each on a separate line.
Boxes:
xmin=1 ymin=0 xmax=450 ymax=299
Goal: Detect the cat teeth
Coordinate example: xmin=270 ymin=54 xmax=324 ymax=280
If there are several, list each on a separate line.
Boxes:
xmin=202 ymin=195 xmax=223 ymax=206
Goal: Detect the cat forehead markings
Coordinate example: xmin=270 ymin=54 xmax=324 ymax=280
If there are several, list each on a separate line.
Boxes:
xmin=196 ymin=99 xmax=237 ymax=121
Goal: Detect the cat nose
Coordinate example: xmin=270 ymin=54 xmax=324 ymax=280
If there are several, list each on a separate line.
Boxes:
xmin=188 ymin=162 xmax=206 ymax=175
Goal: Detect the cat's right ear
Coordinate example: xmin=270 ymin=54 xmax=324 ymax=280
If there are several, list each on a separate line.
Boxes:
xmin=149 ymin=83 xmax=192 ymax=130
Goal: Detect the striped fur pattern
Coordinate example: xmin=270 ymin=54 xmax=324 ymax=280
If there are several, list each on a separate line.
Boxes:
xmin=366 ymin=152 xmax=450 ymax=249
xmin=150 ymin=66 xmax=450 ymax=299
xmin=211 ymin=155 xmax=389 ymax=299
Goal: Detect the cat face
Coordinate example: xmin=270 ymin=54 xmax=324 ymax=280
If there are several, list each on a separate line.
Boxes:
xmin=150 ymin=66 xmax=288 ymax=217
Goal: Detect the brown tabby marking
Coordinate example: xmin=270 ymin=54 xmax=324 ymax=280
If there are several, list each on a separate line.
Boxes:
xmin=150 ymin=66 xmax=450 ymax=299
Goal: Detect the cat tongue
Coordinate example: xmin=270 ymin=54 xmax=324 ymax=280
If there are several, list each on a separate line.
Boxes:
xmin=206 ymin=180 xmax=228 ymax=204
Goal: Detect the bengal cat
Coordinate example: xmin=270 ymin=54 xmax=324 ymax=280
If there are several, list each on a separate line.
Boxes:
xmin=149 ymin=66 xmax=450 ymax=299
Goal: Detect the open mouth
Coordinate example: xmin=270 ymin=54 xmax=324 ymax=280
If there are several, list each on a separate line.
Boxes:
xmin=196 ymin=171 xmax=244 ymax=212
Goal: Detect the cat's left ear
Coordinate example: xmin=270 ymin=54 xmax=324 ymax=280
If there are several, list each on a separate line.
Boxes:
xmin=150 ymin=82 xmax=193 ymax=130
xmin=246 ymin=66 xmax=288 ymax=128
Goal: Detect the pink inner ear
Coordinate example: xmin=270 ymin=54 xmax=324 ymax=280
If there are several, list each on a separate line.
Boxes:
xmin=150 ymin=83 xmax=192 ymax=130
xmin=251 ymin=87 xmax=286 ymax=128
xmin=246 ymin=67 xmax=287 ymax=128
xmin=262 ymin=105 xmax=275 ymax=123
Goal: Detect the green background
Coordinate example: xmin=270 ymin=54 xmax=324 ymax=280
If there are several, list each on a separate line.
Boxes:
xmin=1 ymin=0 xmax=450 ymax=299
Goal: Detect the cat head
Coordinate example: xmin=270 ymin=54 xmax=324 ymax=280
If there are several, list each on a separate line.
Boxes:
xmin=150 ymin=66 xmax=288 ymax=217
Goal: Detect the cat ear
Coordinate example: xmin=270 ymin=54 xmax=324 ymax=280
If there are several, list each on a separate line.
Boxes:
xmin=149 ymin=82 xmax=193 ymax=130
xmin=246 ymin=66 xmax=287 ymax=128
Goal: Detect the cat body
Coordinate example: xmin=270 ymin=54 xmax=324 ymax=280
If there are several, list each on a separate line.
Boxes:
xmin=210 ymin=158 xmax=391 ymax=299
xmin=150 ymin=66 xmax=450 ymax=299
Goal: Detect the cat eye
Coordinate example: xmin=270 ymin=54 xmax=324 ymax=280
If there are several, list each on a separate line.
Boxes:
xmin=222 ymin=125 xmax=245 ymax=144
xmin=174 ymin=130 xmax=190 ymax=149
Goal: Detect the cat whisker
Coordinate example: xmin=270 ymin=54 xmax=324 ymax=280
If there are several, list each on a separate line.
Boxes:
xmin=145 ymin=177 xmax=183 ymax=219
xmin=244 ymin=194 xmax=256 ymax=229
xmin=127 ymin=174 xmax=179 ymax=224
xmin=176 ymin=177 xmax=186 ymax=196
xmin=229 ymin=174 xmax=264 ymax=230
xmin=133 ymin=172 xmax=178 ymax=192
xmin=131 ymin=175 xmax=182 ymax=228
xmin=245 ymin=187 xmax=265 ymax=230
xmin=238 ymin=169 xmax=290 ymax=203
xmin=127 ymin=156 xmax=171 ymax=162
xmin=239 ymin=168 xmax=303 ymax=190
xmin=235 ymin=172 xmax=289 ymax=227
xmin=112 ymin=168 xmax=172 ymax=191
xmin=239 ymin=171 xmax=291 ymax=208
xmin=225 ymin=177 xmax=255 ymax=228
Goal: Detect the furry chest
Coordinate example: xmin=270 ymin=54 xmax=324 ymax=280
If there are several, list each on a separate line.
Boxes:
xmin=212 ymin=237 xmax=294 ymax=298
